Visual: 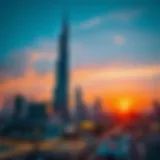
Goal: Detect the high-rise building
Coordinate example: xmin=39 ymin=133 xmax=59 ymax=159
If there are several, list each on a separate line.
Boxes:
xmin=13 ymin=95 xmax=27 ymax=120
xmin=153 ymin=100 xmax=160 ymax=122
xmin=0 ymin=98 xmax=14 ymax=119
xmin=92 ymin=98 xmax=103 ymax=124
xmin=54 ymin=16 xmax=69 ymax=121
xmin=28 ymin=102 xmax=47 ymax=120
xmin=75 ymin=87 xmax=87 ymax=123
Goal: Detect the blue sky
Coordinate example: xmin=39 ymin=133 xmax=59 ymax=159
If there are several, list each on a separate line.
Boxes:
xmin=0 ymin=0 xmax=160 ymax=109
xmin=0 ymin=0 xmax=159 ymax=72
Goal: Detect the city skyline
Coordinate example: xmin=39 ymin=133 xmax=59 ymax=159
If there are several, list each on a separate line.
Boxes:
xmin=0 ymin=1 xmax=160 ymax=112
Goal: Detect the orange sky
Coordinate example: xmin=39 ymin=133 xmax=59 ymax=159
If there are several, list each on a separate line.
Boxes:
xmin=0 ymin=64 xmax=159 ymax=112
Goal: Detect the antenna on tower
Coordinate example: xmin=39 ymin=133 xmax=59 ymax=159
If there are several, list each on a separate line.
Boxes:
xmin=62 ymin=10 xmax=69 ymax=32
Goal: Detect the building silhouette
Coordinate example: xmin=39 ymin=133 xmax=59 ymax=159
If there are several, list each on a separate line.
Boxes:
xmin=92 ymin=98 xmax=103 ymax=124
xmin=0 ymin=98 xmax=14 ymax=119
xmin=54 ymin=16 xmax=70 ymax=121
xmin=153 ymin=100 xmax=160 ymax=122
xmin=13 ymin=95 xmax=27 ymax=120
xmin=75 ymin=87 xmax=87 ymax=123
xmin=28 ymin=102 xmax=47 ymax=121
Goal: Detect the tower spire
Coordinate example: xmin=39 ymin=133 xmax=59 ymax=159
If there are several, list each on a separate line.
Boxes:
xmin=54 ymin=12 xmax=70 ymax=121
xmin=62 ymin=11 xmax=68 ymax=35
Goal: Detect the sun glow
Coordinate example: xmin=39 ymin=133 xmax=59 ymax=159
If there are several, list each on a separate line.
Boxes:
xmin=118 ymin=98 xmax=132 ymax=113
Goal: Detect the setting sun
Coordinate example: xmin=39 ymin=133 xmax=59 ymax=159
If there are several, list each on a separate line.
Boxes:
xmin=118 ymin=98 xmax=132 ymax=113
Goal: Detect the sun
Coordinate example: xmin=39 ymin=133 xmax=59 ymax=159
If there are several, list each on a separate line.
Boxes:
xmin=118 ymin=98 xmax=132 ymax=113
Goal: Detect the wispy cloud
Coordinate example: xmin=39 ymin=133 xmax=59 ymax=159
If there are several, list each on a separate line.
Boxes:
xmin=80 ymin=17 xmax=103 ymax=29
xmin=79 ymin=9 xmax=143 ymax=29
xmin=105 ymin=9 xmax=142 ymax=21
xmin=72 ymin=65 xmax=160 ymax=87
xmin=30 ymin=51 xmax=56 ymax=63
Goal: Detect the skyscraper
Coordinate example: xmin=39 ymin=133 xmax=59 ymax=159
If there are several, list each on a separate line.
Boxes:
xmin=28 ymin=102 xmax=47 ymax=120
xmin=153 ymin=100 xmax=160 ymax=122
xmin=13 ymin=95 xmax=27 ymax=120
xmin=92 ymin=98 xmax=103 ymax=124
xmin=75 ymin=87 xmax=87 ymax=123
xmin=54 ymin=16 xmax=69 ymax=121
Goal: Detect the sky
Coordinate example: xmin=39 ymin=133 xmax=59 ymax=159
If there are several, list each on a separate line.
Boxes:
xmin=0 ymin=0 xmax=160 ymax=112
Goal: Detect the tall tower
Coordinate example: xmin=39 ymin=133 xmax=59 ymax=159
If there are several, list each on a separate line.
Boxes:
xmin=54 ymin=15 xmax=69 ymax=121
xmin=75 ymin=87 xmax=87 ymax=123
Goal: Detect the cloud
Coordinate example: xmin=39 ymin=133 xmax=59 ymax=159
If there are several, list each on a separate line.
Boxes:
xmin=30 ymin=51 xmax=56 ymax=63
xmin=0 ymin=49 xmax=56 ymax=81
xmin=30 ymin=51 xmax=56 ymax=75
xmin=72 ymin=65 xmax=160 ymax=87
xmin=79 ymin=9 xmax=143 ymax=29
xmin=0 ymin=49 xmax=31 ymax=81
xmin=0 ymin=38 xmax=57 ymax=81
xmin=30 ymin=38 xmax=57 ymax=63
xmin=80 ymin=17 xmax=103 ymax=29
